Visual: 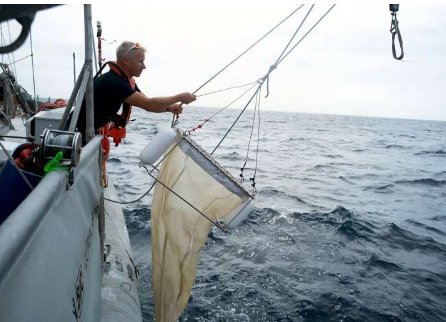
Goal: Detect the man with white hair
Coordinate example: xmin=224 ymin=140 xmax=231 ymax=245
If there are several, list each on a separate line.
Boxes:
xmin=75 ymin=41 xmax=196 ymax=135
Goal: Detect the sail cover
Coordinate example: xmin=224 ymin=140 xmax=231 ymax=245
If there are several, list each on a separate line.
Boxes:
xmin=151 ymin=129 xmax=253 ymax=322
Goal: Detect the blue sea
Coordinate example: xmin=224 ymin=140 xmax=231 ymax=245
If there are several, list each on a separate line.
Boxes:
xmin=108 ymin=107 xmax=446 ymax=322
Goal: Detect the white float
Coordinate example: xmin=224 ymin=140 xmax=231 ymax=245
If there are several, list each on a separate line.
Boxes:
xmin=223 ymin=198 xmax=255 ymax=229
xmin=140 ymin=128 xmax=177 ymax=166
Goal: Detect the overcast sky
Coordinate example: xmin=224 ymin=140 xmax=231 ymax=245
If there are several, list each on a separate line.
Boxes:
xmin=1 ymin=2 xmax=446 ymax=121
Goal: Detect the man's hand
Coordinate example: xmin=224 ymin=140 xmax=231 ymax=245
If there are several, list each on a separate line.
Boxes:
xmin=167 ymin=104 xmax=183 ymax=115
xmin=177 ymin=92 xmax=196 ymax=104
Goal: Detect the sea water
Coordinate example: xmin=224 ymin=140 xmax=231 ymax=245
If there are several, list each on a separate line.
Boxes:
xmin=108 ymin=107 xmax=446 ymax=322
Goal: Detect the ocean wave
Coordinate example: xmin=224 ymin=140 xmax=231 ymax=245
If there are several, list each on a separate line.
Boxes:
xmin=288 ymin=205 xmax=355 ymax=227
xmin=364 ymin=184 xmax=395 ymax=193
xmin=272 ymin=230 xmax=296 ymax=245
xmin=352 ymin=148 xmax=368 ymax=152
xmin=385 ymin=144 xmax=410 ymax=149
xmin=336 ymin=220 xmax=376 ymax=242
xmin=339 ymin=176 xmax=356 ymax=185
xmin=398 ymin=134 xmax=416 ymax=139
xmin=383 ymin=223 xmax=446 ymax=253
xmin=218 ymin=151 xmax=245 ymax=161
xmin=431 ymin=215 xmax=446 ymax=221
xmin=257 ymin=188 xmax=307 ymax=204
xmin=348 ymin=173 xmax=380 ymax=180
xmin=296 ymin=293 xmax=405 ymax=322
xmin=396 ymin=178 xmax=446 ymax=187
xmin=123 ymin=207 xmax=151 ymax=231
xmin=406 ymin=219 xmax=446 ymax=237
xmin=310 ymin=164 xmax=336 ymax=171
xmin=108 ymin=157 xmax=122 ymax=163
xmin=414 ymin=149 xmax=446 ymax=156
xmin=279 ymin=137 xmax=305 ymax=143
xmin=323 ymin=154 xmax=344 ymax=159
xmin=366 ymin=253 xmax=401 ymax=271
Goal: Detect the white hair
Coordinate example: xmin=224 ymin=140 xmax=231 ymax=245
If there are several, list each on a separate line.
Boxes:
xmin=116 ymin=41 xmax=146 ymax=61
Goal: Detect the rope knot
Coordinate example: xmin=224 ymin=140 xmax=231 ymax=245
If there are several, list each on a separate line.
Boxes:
xmin=261 ymin=64 xmax=277 ymax=98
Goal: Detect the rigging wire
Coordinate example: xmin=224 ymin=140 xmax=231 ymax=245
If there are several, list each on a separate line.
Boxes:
xmin=10 ymin=54 xmax=33 ymax=65
xmin=250 ymin=85 xmax=262 ymax=195
xmin=211 ymin=84 xmax=262 ymax=155
xmin=0 ymin=25 xmax=14 ymax=66
xmin=277 ymin=4 xmax=336 ymax=66
xmin=261 ymin=4 xmax=314 ymax=97
xmin=211 ymin=5 xmax=336 ymax=154
xmin=196 ymin=81 xmax=258 ymax=98
xmin=190 ymin=81 xmax=259 ymax=132
xmin=239 ymin=86 xmax=260 ymax=183
xmin=239 ymin=86 xmax=262 ymax=195
xmin=29 ymin=27 xmax=37 ymax=112
xmin=6 ymin=21 xmax=18 ymax=83
xmin=191 ymin=4 xmax=305 ymax=96
xmin=171 ymin=4 xmax=306 ymax=128
xmin=274 ymin=5 xmax=314 ymax=66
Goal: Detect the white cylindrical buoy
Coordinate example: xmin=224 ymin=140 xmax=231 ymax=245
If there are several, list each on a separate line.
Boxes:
xmin=140 ymin=128 xmax=177 ymax=166
xmin=223 ymin=198 xmax=255 ymax=229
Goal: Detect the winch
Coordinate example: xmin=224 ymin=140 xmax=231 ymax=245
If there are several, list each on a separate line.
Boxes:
xmin=40 ymin=129 xmax=82 ymax=168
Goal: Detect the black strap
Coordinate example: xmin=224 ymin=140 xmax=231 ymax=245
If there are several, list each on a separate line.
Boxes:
xmin=93 ymin=61 xmax=129 ymax=81
xmin=389 ymin=6 xmax=404 ymax=60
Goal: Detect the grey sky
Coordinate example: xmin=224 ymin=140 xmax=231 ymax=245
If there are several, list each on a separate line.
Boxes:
xmin=2 ymin=3 xmax=446 ymax=121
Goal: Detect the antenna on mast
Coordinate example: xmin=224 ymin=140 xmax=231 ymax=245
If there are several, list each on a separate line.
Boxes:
xmin=97 ymin=20 xmax=103 ymax=72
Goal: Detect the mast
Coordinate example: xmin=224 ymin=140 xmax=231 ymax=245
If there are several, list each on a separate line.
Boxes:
xmin=84 ymin=4 xmax=94 ymax=142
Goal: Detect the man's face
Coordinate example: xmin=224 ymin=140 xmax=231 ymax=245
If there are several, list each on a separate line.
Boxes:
xmin=126 ymin=50 xmax=146 ymax=77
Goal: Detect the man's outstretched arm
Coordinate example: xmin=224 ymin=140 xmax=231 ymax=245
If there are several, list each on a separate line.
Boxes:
xmin=125 ymin=92 xmax=196 ymax=114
